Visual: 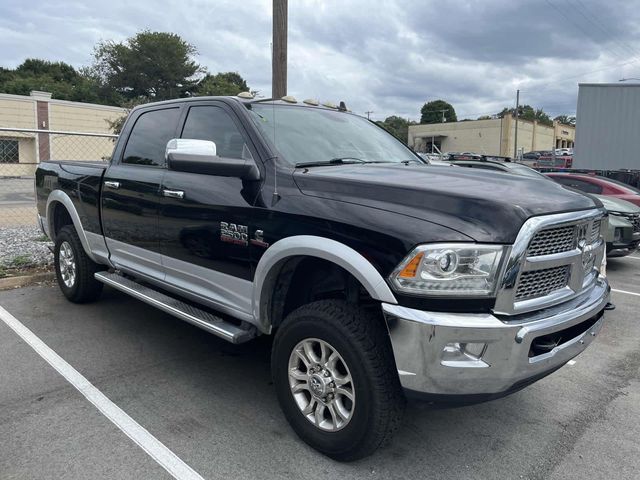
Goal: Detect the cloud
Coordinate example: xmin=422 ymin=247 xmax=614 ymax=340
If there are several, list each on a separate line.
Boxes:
xmin=2 ymin=0 xmax=640 ymax=120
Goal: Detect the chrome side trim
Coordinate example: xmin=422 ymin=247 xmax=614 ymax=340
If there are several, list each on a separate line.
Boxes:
xmin=494 ymin=209 xmax=606 ymax=315
xmin=46 ymin=190 xmax=100 ymax=263
xmin=86 ymin=231 xmax=112 ymax=266
xmin=105 ymin=237 xmax=164 ymax=282
xmin=253 ymin=235 xmax=398 ymax=333
xmin=162 ymin=254 xmax=253 ymax=320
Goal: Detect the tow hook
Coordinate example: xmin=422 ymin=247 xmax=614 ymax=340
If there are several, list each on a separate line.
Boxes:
xmin=604 ymin=302 xmax=616 ymax=311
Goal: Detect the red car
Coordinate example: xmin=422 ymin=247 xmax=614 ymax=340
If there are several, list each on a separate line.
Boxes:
xmin=546 ymin=173 xmax=640 ymax=207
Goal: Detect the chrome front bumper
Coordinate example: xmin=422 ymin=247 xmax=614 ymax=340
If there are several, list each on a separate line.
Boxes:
xmin=383 ymin=276 xmax=609 ymax=398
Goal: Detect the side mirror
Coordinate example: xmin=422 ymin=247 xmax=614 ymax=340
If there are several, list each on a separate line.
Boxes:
xmin=165 ymin=139 xmax=260 ymax=180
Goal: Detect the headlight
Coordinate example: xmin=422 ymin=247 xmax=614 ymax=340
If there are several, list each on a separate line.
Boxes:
xmin=389 ymin=244 xmax=507 ymax=296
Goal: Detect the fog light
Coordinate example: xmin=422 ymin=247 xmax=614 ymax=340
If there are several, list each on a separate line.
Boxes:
xmin=441 ymin=342 xmax=488 ymax=367
xmin=463 ymin=342 xmax=487 ymax=358
xmin=614 ymin=227 xmax=623 ymax=242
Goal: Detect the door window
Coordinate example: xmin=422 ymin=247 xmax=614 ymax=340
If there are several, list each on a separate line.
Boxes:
xmin=122 ymin=108 xmax=180 ymax=166
xmin=181 ymin=106 xmax=252 ymax=160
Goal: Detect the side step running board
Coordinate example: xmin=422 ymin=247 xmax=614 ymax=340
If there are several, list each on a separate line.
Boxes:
xmin=94 ymin=271 xmax=255 ymax=344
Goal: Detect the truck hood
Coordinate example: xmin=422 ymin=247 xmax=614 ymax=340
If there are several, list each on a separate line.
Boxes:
xmin=293 ymin=163 xmax=599 ymax=243
xmin=593 ymin=194 xmax=640 ymax=213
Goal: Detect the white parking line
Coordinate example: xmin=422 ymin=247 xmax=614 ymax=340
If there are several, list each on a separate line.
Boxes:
xmin=612 ymin=288 xmax=640 ymax=298
xmin=0 ymin=306 xmax=205 ymax=480
xmin=624 ymin=256 xmax=640 ymax=261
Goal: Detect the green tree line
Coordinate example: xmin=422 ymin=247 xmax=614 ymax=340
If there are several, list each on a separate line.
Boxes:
xmin=0 ymin=31 xmax=252 ymax=110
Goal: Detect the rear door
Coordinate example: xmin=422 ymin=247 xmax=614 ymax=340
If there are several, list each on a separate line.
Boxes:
xmin=101 ymin=105 xmax=181 ymax=280
xmin=157 ymin=101 xmax=260 ymax=317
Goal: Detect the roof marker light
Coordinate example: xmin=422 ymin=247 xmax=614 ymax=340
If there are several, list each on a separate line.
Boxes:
xmin=303 ymin=98 xmax=320 ymax=106
xmin=237 ymin=91 xmax=254 ymax=99
xmin=322 ymin=101 xmax=337 ymax=109
xmin=281 ymin=95 xmax=298 ymax=103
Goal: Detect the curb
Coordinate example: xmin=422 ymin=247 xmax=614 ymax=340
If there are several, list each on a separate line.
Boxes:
xmin=0 ymin=271 xmax=55 ymax=291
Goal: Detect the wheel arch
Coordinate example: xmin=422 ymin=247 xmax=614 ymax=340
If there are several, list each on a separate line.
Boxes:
xmin=46 ymin=190 xmax=99 ymax=263
xmin=252 ymin=235 xmax=397 ymax=334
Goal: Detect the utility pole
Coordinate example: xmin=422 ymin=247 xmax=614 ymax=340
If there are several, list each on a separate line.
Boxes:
xmin=365 ymin=111 xmax=374 ymax=120
xmin=272 ymin=0 xmax=288 ymax=99
xmin=513 ymin=89 xmax=520 ymax=159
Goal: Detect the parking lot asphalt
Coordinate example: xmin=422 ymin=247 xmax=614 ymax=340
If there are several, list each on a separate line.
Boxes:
xmin=1 ymin=255 xmax=639 ymax=480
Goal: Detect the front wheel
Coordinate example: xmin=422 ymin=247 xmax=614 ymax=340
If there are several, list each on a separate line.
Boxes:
xmin=272 ymin=300 xmax=405 ymax=461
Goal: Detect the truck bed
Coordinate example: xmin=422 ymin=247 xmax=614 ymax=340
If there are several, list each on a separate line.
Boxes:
xmin=35 ymin=160 xmax=107 ymax=237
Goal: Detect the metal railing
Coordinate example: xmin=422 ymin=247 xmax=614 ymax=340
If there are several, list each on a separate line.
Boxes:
xmin=0 ymin=128 xmax=117 ymax=227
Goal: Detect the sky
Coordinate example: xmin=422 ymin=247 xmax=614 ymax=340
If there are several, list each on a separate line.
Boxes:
xmin=2 ymin=0 xmax=640 ymax=121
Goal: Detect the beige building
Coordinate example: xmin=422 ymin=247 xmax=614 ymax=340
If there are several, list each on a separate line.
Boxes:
xmin=408 ymin=116 xmax=575 ymax=157
xmin=0 ymin=91 xmax=126 ymax=175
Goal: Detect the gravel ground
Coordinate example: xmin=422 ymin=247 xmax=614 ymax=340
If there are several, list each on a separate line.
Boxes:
xmin=0 ymin=226 xmax=53 ymax=269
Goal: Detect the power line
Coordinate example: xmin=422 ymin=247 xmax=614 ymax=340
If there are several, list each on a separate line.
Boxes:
xmin=572 ymin=0 xmax=640 ymax=60
xmin=543 ymin=0 xmax=627 ymax=61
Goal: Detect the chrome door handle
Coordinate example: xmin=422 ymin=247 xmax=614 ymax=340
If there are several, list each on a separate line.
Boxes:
xmin=104 ymin=181 xmax=120 ymax=189
xmin=162 ymin=189 xmax=185 ymax=199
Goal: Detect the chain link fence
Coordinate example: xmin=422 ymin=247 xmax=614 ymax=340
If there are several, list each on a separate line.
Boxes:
xmin=0 ymin=127 xmax=117 ymax=228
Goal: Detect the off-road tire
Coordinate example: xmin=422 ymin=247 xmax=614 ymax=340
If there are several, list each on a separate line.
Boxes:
xmin=272 ymin=300 xmax=405 ymax=461
xmin=54 ymin=225 xmax=104 ymax=303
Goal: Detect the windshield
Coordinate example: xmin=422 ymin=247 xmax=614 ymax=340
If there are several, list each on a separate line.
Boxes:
xmin=248 ymin=104 xmax=421 ymax=166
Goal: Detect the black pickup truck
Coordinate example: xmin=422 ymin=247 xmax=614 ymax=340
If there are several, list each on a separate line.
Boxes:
xmin=36 ymin=94 xmax=610 ymax=460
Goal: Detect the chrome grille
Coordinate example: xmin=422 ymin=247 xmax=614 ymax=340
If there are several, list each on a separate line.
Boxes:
xmin=527 ymin=225 xmax=575 ymax=256
xmin=515 ymin=266 xmax=570 ymax=300
xmin=610 ymin=212 xmax=640 ymax=233
xmin=590 ymin=219 xmax=602 ymax=242
xmin=494 ymin=210 xmax=606 ymax=315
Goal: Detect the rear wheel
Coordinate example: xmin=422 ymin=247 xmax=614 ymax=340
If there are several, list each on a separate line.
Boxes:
xmin=54 ymin=225 xmax=104 ymax=303
xmin=272 ymin=300 xmax=405 ymax=461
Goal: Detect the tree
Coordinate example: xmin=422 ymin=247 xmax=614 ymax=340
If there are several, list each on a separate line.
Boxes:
xmin=420 ymin=100 xmax=457 ymax=124
xmin=92 ymin=30 xmax=203 ymax=102
xmin=497 ymin=104 xmax=553 ymax=127
xmin=554 ymin=115 xmax=576 ymax=126
xmin=0 ymin=58 xmax=119 ymax=105
xmin=375 ymin=116 xmax=416 ymax=144
xmin=195 ymin=72 xmax=250 ymax=96
xmin=477 ymin=115 xmax=493 ymax=120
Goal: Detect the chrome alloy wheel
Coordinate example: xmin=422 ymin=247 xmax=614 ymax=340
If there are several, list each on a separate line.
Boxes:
xmin=59 ymin=241 xmax=77 ymax=288
xmin=288 ymin=338 xmax=355 ymax=432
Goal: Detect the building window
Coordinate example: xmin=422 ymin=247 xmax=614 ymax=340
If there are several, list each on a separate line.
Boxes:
xmin=0 ymin=139 xmax=19 ymax=163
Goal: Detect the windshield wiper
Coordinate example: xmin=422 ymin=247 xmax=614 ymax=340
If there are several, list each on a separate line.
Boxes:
xmin=295 ymin=157 xmax=368 ymax=168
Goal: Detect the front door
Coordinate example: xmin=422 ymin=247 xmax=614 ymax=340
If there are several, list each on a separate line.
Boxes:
xmin=101 ymin=105 xmax=181 ymax=280
xmin=158 ymin=102 xmax=260 ymax=318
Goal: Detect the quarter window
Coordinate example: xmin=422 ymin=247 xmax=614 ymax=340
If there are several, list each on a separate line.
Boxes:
xmin=122 ymin=108 xmax=180 ymax=166
xmin=0 ymin=139 xmax=19 ymax=163
xmin=181 ymin=106 xmax=252 ymax=160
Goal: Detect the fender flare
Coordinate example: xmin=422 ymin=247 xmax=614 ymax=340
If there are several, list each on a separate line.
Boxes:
xmin=46 ymin=190 xmax=99 ymax=263
xmin=252 ymin=235 xmax=397 ymax=333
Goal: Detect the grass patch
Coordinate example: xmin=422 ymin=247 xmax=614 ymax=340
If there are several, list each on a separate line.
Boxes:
xmin=10 ymin=255 xmax=32 ymax=268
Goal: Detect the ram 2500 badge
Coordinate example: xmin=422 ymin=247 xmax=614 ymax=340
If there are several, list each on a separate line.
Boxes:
xmin=35 ymin=94 xmax=610 ymax=460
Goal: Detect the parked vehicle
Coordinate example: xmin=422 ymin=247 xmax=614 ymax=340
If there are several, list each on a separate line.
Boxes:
xmin=36 ymin=94 xmax=610 ymax=460
xmin=522 ymin=150 xmax=552 ymax=160
xmin=443 ymin=157 xmax=551 ymax=179
xmin=537 ymin=154 xmax=573 ymax=168
xmin=546 ymin=173 xmax=640 ymax=207
xmin=592 ymin=196 xmax=640 ymax=257
xmin=449 ymin=160 xmax=639 ymax=257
